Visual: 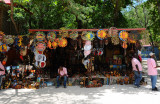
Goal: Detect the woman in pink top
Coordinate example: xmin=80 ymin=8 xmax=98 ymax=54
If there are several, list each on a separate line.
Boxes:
xmin=147 ymin=52 xmax=160 ymax=91
xmin=56 ymin=66 xmax=68 ymax=88
xmin=0 ymin=61 xmax=5 ymax=90
xmin=131 ymin=54 xmax=142 ymax=88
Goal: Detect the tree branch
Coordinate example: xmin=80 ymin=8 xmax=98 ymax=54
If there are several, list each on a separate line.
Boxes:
xmin=142 ymin=5 xmax=147 ymax=28
xmin=10 ymin=0 xmax=19 ymax=34
xmin=133 ymin=6 xmax=144 ymax=27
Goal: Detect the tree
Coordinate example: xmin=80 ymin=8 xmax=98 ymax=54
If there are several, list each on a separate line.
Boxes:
xmin=8 ymin=0 xmax=132 ymax=34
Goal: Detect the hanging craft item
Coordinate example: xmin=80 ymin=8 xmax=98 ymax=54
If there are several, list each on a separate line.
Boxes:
xmin=129 ymin=30 xmax=141 ymax=40
xmin=47 ymin=40 xmax=58 ymax=49
xmin=84 ymin=45 xmax=91 ymax=51
xmin=122 ymin=42 xmax=128 ymax=49
xmin=47 ymin=31 xmax=56 ymax=41
xmin=3 ymin=35 xmax=14 ymax=45
xmin=36 ymin=32 xmax=45 ymax=42
xmin=52 ymin=41 xmax=58 ymax=49
xmin=83 ymin=40 xmax=92 ymax=57
xmin=108 ymin=27 xmax=118 ymax=37
xmin=0 ymin=43 xmax=8 ymax=53
xmin=59 ymin=27 xmax=68 ymax=38
xmin=39 ymin=61 xmax=46 ymax=68
xmin=119 ymin=31 xmax=128 ymax=41
xmin=97 ymin=29 xmax=107 ymax=40
xmin=128 ymin=38 xmax=136 ymax=44
xmin=0 ymin=31 xmax=5 ymax=41
xmin=69 ymin=31 xmax=78 ymax=40
xmin=35 ymin=42 xmax=46 ymax=54
xmin=81 ymin=31 xmax=88 ymax=40
xmin=85 ymin=32 xmax=95 ymax=41
xmin=84 ymin=50 xmax=91 ymax=57
xmin=58 ymin=38 xmax=67 ymax=47
xmin=111 ymin=36 xmax=119 ymax=45
xmin=18 ymin=36 xmax=23 ymax=47
xmin=34 ymin=53 xmax=46 ymax=68
xmin=85 ymin=40 xmax=91 ymax=45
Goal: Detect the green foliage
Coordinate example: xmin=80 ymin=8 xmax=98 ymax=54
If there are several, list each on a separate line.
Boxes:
xmin=7 ymin=0 xmax=132 ymax=34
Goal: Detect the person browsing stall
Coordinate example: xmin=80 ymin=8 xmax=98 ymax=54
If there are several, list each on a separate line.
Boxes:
xmin=56 ymin=66 xmax=68 ymax=88
xmin=147 ymin=52 xmax=160 ymax=91
xmin=131 ymin=54 xmax=143 ymax=88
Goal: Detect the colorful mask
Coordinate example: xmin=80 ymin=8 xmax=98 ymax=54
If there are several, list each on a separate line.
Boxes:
xmin=59 ymin=27 xmax=68 ymax=38
xmin=36 ymin=42 xmax=46 ymax=53
xmin=108 ymin=27 xmax=118 ymax=37
xmin=97 ymin=29 xmax=107 ymax=40
xmin=58 ymin=38 xmax=67 ymax=47
xmin=47 ymin=32 xmax=56 ymax=41
xmin=85 ymin=32 xmax=95 ymax=41
xmin=0 ymin=43 xmax=8 ymax=53
xmin=36 ymin=32 xmax=45 ymax=41
xmin=69 ymin=31 xmax=78 ymax=40
xmin=119 ymin=31 xmax=128 ymax=41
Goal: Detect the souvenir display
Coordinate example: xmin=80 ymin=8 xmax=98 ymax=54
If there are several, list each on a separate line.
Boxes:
xmin=108 ymin=27 xmax=118 ymax=37
xmin=58 ymin=38 xmax=67 ymax=47
xmin=69 ymin=31 xmax=78 ymax=40
xmin=0 ymin=26 xmax=143 ymax=90
xmin=97 ymin=29 xmax=107 ymax=40
xmin=36 ymin=32 xmax=45 ymax=41
xmin=47 ymin=32 xmax=56 ymax=41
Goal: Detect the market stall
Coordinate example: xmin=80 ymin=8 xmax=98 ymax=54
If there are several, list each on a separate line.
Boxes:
xmin=0 ymin=27 xmax=146 ymax=89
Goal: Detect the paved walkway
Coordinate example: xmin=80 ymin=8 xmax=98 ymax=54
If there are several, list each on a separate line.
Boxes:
xmin=0 ymin=78 xmax=160 ymax=104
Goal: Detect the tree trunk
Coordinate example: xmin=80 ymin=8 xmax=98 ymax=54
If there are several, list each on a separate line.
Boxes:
xmin=157 ymin=0 xmax=160 ymax=15
xmin=113 ymin=0 xmax=120 ymax=27
xmin=10 ymin=0 xmax=19 ymax=35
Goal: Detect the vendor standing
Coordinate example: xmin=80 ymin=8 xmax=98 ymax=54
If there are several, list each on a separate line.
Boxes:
xmin=0 ymin=61 xmax=5 ymax=90
xmin=131 ymin=54 xmax=143 ymax=88
xmin=56 ymin=66 xmax=68 ymax=88
xmin=147 ymin=52 xmax=160 ymax=91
